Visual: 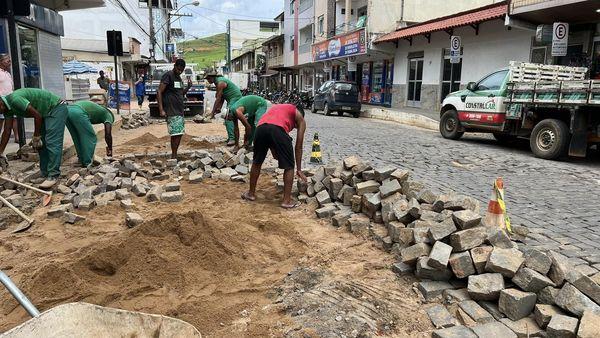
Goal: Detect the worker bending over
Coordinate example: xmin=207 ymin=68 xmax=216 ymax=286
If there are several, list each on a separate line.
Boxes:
xmin=226 ymin=95 xmax=269 ymax=151
xmin=73 ymin=100 xmax=114 ymax=157
xmin=205 ymin=72 xmax=242 ymax=146
xmin=0 ymin=88 xmax=72 ymax=188
xmin=241 ymin=104 xmax=307 ymax=209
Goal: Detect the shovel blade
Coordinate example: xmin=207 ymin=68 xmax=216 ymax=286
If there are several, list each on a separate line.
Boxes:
xmin=12 ymin=220 xmax=34 ymax=233
xmin=42 ymin=194 xmax=52 ymax=207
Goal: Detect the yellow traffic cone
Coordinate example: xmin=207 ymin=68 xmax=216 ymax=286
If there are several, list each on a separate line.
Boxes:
xmin=483 ymin=177 xmax=512 ymax=233
xmin=310 ymin=133 xmax=323 ymax=164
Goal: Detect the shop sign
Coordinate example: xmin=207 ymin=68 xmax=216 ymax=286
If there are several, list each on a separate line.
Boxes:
xmin=450 ymin=36 xmax=461 ymax=64
xmin=312 ymin=28 xmax=367 ymax=62
xmin=108 ymin=81 xmax=131 ymax=110
xmin=16 ymin=3 xmax=64 ymax=36
xmin=347 ymin=57 xmax=357 ymax=72
xmin=552 ymin=22 xmax=568 ymax=57
xmin=323 ymin=61 xmax=332 ymax=72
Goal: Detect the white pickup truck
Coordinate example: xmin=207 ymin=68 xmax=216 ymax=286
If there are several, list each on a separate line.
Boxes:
xmin=439 ymin=62 xmax=600 ymax=160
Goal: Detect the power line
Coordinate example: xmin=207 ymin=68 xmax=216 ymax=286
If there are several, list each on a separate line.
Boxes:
xmin=188 ymin=8 xmax=283 ymax=38
xmin=110 ymin=0 xmax=150 ymax=37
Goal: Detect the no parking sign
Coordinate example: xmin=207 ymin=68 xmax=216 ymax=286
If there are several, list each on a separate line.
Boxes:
xmin=552 ymin=22 xmax=569 ymax=57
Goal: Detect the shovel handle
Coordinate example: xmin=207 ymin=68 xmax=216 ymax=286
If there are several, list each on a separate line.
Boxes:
xmin=0 ymin=195 xmax=34 ymax=224
xmin=0 ymin=176 xmax=52 ymax=196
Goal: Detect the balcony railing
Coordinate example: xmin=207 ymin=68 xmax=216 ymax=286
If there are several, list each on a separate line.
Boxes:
xmin=266 ymin=55 xmax=284 ymax=68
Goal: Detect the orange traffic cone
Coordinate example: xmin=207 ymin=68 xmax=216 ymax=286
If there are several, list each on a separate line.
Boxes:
xmin=483 ymin=177 xmax=512 ymax=233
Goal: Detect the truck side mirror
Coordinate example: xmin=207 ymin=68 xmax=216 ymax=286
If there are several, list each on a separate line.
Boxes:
xmin=467 ymin=82 xmax=477 ymax=92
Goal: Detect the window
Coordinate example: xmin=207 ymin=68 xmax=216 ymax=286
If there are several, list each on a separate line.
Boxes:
xmin=441 ymin=48 xmax=462 ymax=101
xmin=318 ymin=81 xmax=333 ymax=92
xmin=299 ymin=0 xmax=313 ymax=13
xmin=334 ymin=83 xmax=357 ymax=92
xmin=476 ymin=70 xmax=508 ymax=91
xmin=18 ymin=25 xmax=40 ymax=88
xmin=290 ymin=0 xmax=295 ymax=14
xmin=290 ymin=35 xmax=295 ymax=51
xmin=318 ymin=15 xmax=324 ymax=35
xmin=341 ymin=8 xmax=354 ymax=15
xmin=260 ymin=22 xmax=279 ymax=32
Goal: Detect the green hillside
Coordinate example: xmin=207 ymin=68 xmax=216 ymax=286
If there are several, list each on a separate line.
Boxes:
xmin=180 ymin=33 xmax=227 ymax=69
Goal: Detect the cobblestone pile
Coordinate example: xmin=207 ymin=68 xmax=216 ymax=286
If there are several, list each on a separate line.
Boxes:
xmin=297 ymin=156 xmax=600 ymax=338
xmin=120 ymin=111 xmax=152 ymax=130
xmin=40 ymin=147 xmax=252 ymax=226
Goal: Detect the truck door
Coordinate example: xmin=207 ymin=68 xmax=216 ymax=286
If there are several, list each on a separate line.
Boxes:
xmin=460 ymin=70 xmax=508 ymax=129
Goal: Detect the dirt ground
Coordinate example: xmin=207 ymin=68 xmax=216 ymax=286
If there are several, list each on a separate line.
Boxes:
xmin=0 ymin=119 xmax=432 ymax=337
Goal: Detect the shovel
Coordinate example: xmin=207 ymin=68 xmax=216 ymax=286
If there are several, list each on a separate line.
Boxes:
xmin=0 ymin=176 xmax=52 ymax=206
xmin=0 ymin=195 xmax=35 ymax=233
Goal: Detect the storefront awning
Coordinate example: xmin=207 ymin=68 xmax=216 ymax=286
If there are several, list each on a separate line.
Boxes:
xmin=375 ymin=2 xmax=507 ymax=43
xmin=36 ymin=0 xmax=105 ymax=11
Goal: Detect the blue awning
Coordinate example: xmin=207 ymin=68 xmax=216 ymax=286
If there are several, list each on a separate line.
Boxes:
xmin=63 ymin=60 xmax=98 ymax=75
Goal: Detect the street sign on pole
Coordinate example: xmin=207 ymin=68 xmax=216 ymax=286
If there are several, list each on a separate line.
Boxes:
xmin=450 ymin=36 xmax=461 ymax=64
xmin=165 ymin=43 xmax=175 ymax=53
xmin=107 ymin=30 xmax=122 ymax=114
xmin=552 ymin=22 xmax=568 ymax=57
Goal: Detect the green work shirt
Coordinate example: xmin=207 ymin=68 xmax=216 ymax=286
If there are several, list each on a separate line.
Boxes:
xmin=74 ymin=100 xmax=114 ymax=124
xmin=2 ymin=88 xmax=61 ymax=118
xmin=215 ymin=76 xmax=242 ymax=104
xmin=229 ymin=95 xmax=267 ymax=118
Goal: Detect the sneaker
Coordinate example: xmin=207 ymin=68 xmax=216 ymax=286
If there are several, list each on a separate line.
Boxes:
xmin=39 ymin=178 xmax=57 ymax=190
xmin=226 ymin=140 xmax=236 ymax=147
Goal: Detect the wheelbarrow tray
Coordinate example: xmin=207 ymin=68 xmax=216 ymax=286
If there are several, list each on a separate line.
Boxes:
xmin=0 ymin=302 xmax=201 ymax=337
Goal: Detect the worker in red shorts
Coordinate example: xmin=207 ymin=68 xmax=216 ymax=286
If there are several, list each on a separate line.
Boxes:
xmin=241 ymin=104 xmax=307 ymax=209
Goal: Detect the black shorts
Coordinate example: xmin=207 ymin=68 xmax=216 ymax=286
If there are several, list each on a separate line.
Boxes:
xmin=253 ymin=123 xmax=294 ymax=170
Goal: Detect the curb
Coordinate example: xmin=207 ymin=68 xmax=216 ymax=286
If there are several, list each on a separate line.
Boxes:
xmin=360 ymin=108 xmax=439 ymax=131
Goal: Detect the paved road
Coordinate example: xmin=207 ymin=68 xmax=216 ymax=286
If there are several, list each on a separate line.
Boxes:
xmin=302 ymin=111 xmax=600 ymax=267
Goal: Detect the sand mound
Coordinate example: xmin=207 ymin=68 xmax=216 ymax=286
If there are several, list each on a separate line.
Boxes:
xmin=7 ymin=210 xmax=306 ymax=334
xmin=121 ymin=132 xmax=162 ymax=146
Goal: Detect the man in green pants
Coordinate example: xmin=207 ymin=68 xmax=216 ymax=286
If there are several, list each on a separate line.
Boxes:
xmin=0 ymin=88 xmax=68 ymax=188
xmin=205 ymin=72 xmax=242 ymax=146
xmin=226 ymin=95 xmax=268 ymax=151
xmin=73 ymin=100 xmax=114 ymax=157
xmin=65 ymin=104 xmax=98 ymax=167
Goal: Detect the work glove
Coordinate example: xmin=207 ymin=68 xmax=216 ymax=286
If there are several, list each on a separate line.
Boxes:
xmin=0 ymin=154 xmax=8 ymax=170
xmin=30 ymin=135 xmax=43 ymax=150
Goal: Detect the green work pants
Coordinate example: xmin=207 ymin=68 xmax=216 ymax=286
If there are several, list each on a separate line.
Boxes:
xmin=66 ymin=105 xmax=97 ymax=167
xmin=39 ymin=104 xmax=69 ymax=179
xmin=247 ymin=104 xmax=268 ymax=145
xmin=224 ymin=97 xmax=241 ymax=141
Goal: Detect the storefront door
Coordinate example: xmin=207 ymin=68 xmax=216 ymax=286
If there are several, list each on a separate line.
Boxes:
xmin=407 ymin=58 xmax=423 ymax=107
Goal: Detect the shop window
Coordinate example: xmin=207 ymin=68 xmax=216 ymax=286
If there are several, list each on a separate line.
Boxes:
xmin=18 ymin=25 xmax=40 ymax=88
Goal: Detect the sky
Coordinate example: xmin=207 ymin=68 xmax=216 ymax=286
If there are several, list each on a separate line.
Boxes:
xmin=174 ymin=0 xmax=284 ymax=39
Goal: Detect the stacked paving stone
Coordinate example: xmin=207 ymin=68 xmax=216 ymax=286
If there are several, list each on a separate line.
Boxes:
xmin=120 ymin=111 xmax=152 ymax=130
xmin=298 ymin=156 xmax=600 ymax=338
xmin=44 ymin=147 xmax=253 ymax=226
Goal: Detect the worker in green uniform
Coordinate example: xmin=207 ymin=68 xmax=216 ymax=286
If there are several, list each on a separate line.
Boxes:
xmin=0 ymin=88 xmax=68 ymax=188
xmin=205 ymin=72 xmax=242 ymax=146
xmin=226 ymin=95 xmax=269 ymax=151
xmin=73 ymin=100 xmax=114 ymax=157
xmin=63 ymin=104 xmax=97 ymax=168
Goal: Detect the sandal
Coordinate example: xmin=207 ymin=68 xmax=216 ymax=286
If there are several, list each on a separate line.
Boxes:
xmin=241 ymin=191 xmax=256 ymax=201
xmin=281 ymin=201 xmax=301 ymax=209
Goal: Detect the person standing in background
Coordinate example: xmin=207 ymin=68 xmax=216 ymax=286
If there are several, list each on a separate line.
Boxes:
xmin=0 ymin=54 xmax=18 ymax=144
xmin=97 ymin=70 xmax=110 ymax=91
xmin=135 ymin=75 xmax=145 ymax=110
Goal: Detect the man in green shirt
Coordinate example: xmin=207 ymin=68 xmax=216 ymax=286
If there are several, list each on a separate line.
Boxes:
xmin=0 ymin=88 xmax=68 ymax=187
xmin=73 ymin=100 xmax=114 ymax=157
xmin=226 ymin=95 xmax=269 ymax=150
xmin=205 ymin=72 xmax=242 ymax=146
xmin=64 ymin=104 xmax=98 ymax=168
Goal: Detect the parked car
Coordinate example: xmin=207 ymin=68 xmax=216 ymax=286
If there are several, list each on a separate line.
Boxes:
xmin=312 ymin=81 xmax=361 ymax=118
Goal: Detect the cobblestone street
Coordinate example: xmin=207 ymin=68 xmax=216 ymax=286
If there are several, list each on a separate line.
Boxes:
xmin=303 ymin=112 xmax=600 ymax=268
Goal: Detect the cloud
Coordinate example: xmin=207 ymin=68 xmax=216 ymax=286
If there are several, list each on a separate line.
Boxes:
xmin=221 ymin=2 xmax=236 ymax=10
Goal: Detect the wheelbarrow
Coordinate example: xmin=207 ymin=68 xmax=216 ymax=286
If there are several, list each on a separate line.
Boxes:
xmin=0 ymin=271 xmax=201 ymax=337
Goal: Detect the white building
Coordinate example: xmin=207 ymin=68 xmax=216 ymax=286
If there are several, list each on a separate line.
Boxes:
xmin=227 ymin=19 xmax=280 ymax=70
xmin=61 ymin=0 xmax=173 ymax=62
xmin=375 ymin=2 xmax=534 ymax=111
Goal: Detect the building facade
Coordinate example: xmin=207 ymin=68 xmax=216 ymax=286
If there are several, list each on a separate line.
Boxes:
xmin=227 ymin=19 xmax=280 ymax=71
xmin=61 ymin=0 xmax=173 ymax=61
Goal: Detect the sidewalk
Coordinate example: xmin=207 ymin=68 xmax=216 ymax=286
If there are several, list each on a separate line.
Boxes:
xmin=360 ymin=105 xmax=439 ymax=131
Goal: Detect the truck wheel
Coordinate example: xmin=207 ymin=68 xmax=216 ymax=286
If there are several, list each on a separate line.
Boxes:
xmin=353 ymin=112 xmax=360 ymax=118
xmin=493 ymin=133 xmax=518 ymax=144
xmin=530 ymin=119 xmax=570 ymax=160
xmin=440 ymin=109 xmax=464 ymax=140
xmin=324 ymin=103 xmax=331 ymax=116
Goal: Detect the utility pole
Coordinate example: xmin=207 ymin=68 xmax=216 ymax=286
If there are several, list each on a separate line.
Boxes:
xmin=148 ymin=0 xmax=155 ymax=62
